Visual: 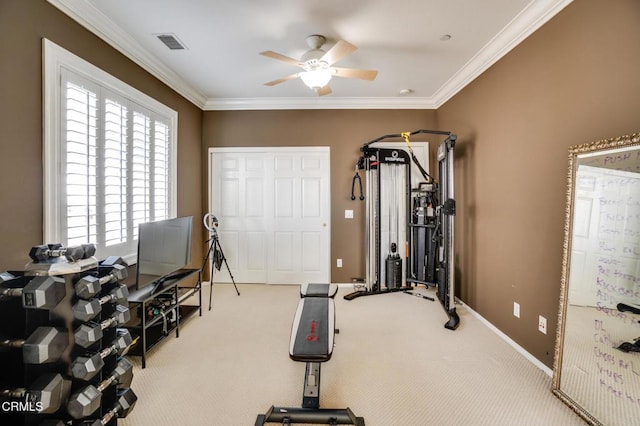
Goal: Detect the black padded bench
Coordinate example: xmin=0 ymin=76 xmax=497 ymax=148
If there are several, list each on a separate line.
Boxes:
xmin=256 ymin=284 xmax=364 ymax=426
xmin=300 ymin=283 xmax=338 ymax=298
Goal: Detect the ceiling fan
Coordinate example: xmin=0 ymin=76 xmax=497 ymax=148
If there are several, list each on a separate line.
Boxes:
xmin=260 ymin=35 xmax=378 ymax=96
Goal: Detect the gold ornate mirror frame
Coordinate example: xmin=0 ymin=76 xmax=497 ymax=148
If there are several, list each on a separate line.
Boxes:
xmin=553 ymin=132 xmax=640 ymax=425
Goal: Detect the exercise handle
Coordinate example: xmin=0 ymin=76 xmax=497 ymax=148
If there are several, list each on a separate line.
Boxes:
xmin=351 ymin=169 xmax=364 ymax=201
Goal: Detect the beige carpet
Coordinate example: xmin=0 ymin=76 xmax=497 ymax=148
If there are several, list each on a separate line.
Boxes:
xmin=120 ymin=284 xmax=584 ymax=426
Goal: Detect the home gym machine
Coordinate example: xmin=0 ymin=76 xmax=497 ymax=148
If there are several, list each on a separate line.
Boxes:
xmin=345 ymin=129 xmax=460 ymax=330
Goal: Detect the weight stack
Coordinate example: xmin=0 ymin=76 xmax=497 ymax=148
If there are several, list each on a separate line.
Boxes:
xmin=385 ymin=255 xmax=402 ymax=289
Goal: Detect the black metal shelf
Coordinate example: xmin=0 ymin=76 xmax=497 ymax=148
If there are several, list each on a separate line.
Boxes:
xmin=124 ymin=268 xmax=201 ymax=368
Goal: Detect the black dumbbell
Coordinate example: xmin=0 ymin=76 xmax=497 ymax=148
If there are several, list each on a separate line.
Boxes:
xmin=100 ymin=256 xmax=127 ymax=267
xmin=29 ymin=244 xmax=94 ymax=262
xmin=79 ymin=387 xmax=137 ymax=425
xmin=0 ymin=373 xmax=71 ymax=414
xmin=72 ymin=284 xmax=129 ymax=322
xmin=74 ymin=305 xmax=131 ymax=348
xmin=75 ymin=262 xmax=128 ymax=300
xmin=67 ymin=358 xmax=134 ymax=418
xmin=71 ymin=329 xmax=133 ymax=381
xmin=82 ymin=244 xmax=97 ymax=258
xmin=0 ymin=274 xmax=65 ymax=310
xmin=0 ymin=326 xmax=69 ymax=364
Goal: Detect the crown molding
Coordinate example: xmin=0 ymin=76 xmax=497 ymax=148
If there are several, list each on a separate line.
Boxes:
xmin=203 ymin=96 xmax=437 ymax=111
xmin=47 ymin=0 xmax=207 ymax=109
xmin=49 ymin=0 xmax=573 ymax=111
xmin=432 ymin=0 xmax=574 ymax=108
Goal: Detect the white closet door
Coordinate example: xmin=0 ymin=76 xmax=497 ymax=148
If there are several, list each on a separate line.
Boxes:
xmin=211 ymin=152 xmax=269 ymax=283
xmin=209 ymin=147 xmax=330 ymax=285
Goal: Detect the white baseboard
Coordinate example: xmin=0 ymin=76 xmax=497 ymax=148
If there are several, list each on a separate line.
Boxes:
xmin=456 ymin=298 xmax=553 ymax=377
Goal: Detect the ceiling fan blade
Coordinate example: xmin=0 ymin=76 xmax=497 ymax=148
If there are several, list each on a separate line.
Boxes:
xmin=264 ymin=73 xmax=300 ymax=86
xmin=316 ymin=85 xmax=332 ymax=96
xmin=333 ymin=67 xmax=378 ymax=81
xmin=321 ymin=40 xmax=357 ymax=65
xmin=260 ymin=51 xmax=304 ymax=68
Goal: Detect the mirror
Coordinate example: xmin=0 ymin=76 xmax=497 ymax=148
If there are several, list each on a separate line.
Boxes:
xmin=553 ymin=133 xmax=640 ymax=425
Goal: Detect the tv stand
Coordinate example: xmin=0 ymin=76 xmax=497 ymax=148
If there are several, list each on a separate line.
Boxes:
xmin=125 ymin=268 xmax=201 ymax=368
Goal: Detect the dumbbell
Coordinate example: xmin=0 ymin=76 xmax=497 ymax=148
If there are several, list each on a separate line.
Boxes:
xmin=0 ymin=373 xmax=71 ymax=414
xmin=74 ymin=304 xmax=131 ymax=348
xmin=72 ymin=284 xmax=129 ymax=321
xmin=0 ymin=274 xmax=65 ymax=310
xmin=0 ymin=326 xmax=69 ymax=364
xmin=79 ymin=387 xmax=137 ymax=425
xmin=29 ymin=244 xmax=95 ymax=262
xmin=67 ymin=358 xmax=134 ymax=418
xmin=100 ymin=256 xmax=127 ymax=268
xmin=75 ymin=262 xmax=128 ymax=300
xmin=71 ymin=329 xmax=133 ymax=381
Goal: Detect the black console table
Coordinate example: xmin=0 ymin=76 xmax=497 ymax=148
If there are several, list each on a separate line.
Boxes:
xmin=125 ymin=268 xmax=201 ymax=368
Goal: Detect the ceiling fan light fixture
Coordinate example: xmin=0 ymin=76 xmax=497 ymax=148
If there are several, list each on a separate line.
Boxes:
xmin=260 ymin=35 xmax=377 ymax=96
xmin=299 ymin=67 xmax=333 ymax=90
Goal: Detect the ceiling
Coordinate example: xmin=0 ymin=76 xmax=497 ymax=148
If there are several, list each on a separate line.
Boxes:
xmin=49 ymin=0 xmax=572 ymax=110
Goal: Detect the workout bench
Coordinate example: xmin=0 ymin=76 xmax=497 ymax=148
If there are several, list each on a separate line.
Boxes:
xmin=256 ymin=283 xmax=364 ymax=425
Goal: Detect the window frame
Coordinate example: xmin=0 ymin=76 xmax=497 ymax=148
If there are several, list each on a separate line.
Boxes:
xmin=43 ymin=38 xmax=178 ymax=264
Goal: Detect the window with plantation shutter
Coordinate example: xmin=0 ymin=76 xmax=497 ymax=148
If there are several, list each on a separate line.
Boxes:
xmin=44 ymin=39 xmax=177 ymax=263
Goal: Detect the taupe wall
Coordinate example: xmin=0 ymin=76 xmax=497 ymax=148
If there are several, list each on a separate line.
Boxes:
xmin=437 ymin=0 xmax=640 ymax=367
xmin=0 ymin=1 xmax=204 ymax=270
xmin=202 ymin=110 xmax=439 ymax=282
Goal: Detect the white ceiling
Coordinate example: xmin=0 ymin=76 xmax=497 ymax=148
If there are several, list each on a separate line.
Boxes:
xmin=49 ymin=0 xmax=572 ymax=110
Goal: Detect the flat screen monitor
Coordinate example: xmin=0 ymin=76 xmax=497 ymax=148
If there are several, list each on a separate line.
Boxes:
xmin=135 ymin=216 xmax=193 ymax=292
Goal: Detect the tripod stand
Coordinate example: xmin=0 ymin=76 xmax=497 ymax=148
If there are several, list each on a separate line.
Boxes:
xmin=201 ymin=213 xmax=240 ymax=310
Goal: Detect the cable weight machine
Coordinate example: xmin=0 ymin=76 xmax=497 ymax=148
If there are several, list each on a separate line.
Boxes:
xmin=363 ymin=146 xmax=411 ymax=294
xmin=346 ymin=129 xmax=459 ymax=330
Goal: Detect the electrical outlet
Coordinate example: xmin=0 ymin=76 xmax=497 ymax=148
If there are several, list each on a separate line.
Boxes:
xmin=337 ymin=258 xmax=343 ymax=268
xmin=513 ymin=302 xmax=520 ymax=318
xmin=538 ymin=315 xmax=547 ymax=334
xmin=345 ymin=210 xmax=354 ymax=219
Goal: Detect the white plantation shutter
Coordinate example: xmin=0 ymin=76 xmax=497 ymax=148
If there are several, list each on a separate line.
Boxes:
xmin=102 ymin=97 xmax=128 ymax=247
xmin=130 ymin=111 xmax=170 ymax=238
xmin=132 ymin=111 xmax=151 ymax=239
xmin=44 ymin=40 xmax=177 ymax=262
xmin=64 ymin=78 xmax=99 ymax=247
xmin=153 ymin=121 xmax=170 ymax=222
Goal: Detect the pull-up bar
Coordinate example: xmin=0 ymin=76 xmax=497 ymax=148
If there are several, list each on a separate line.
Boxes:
xmin=361 ymin=129 xmax=456 ymax=184
xmin=361 ymin=129 xmax=453 ymax=149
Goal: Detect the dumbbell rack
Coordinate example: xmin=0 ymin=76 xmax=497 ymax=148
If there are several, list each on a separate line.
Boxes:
xmin=0 ymin=248 xmax=136 ymax=425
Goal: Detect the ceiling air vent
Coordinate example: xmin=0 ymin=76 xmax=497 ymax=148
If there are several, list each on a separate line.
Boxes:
xmin=156 ymin=33 xmax=186 ymax=50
